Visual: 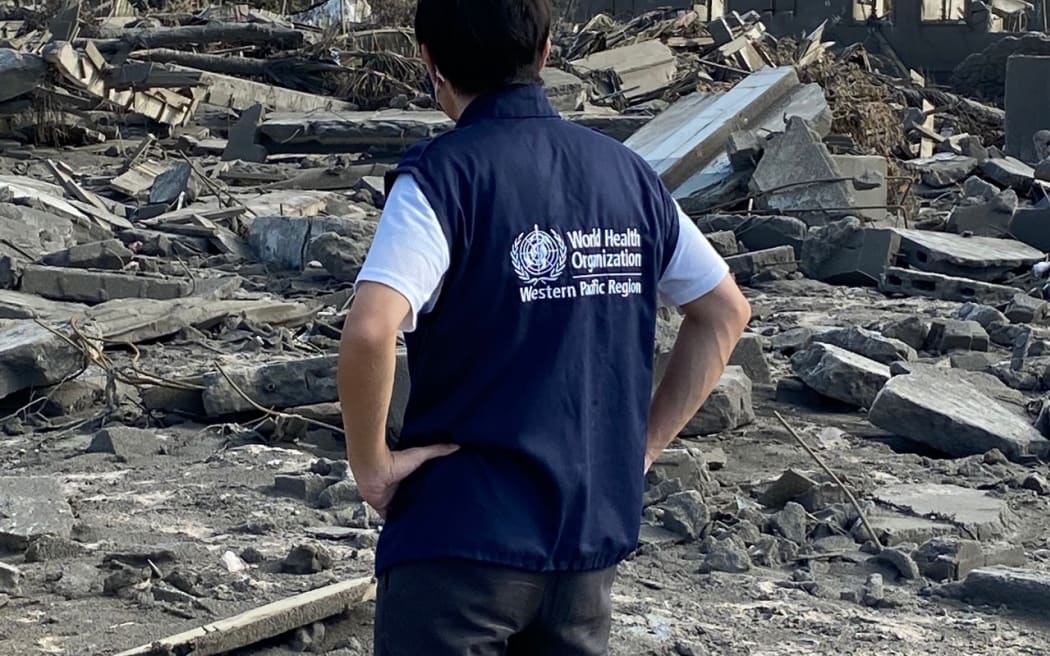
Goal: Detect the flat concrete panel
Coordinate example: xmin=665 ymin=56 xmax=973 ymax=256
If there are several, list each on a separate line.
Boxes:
xmin=1005 ymin=55 xmax=1050 ymax=163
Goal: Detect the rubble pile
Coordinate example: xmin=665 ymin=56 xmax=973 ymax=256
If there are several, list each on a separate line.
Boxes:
xmin=0 ymin=2 xmax=1046 ymax=655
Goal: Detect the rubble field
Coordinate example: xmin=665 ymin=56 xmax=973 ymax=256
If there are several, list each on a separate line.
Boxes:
xmin=0 ymin=2 xmax=1049 ymax=655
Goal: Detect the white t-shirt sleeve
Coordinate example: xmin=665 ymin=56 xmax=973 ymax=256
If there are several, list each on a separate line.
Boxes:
xmin=657 ymin=204 xmax=731 ymax=307
xmin=355 ymin=175 xmax=450 ymax=332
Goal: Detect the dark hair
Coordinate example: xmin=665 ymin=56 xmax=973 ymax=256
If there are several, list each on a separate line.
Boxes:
xmin=415 ymin=0 xmax=552 ymax=96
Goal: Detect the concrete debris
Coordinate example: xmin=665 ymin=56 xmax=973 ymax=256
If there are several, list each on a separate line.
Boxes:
xmin=281 ymin=543 xmax=333 ymax=575
xmin=728 ymin=333 xmax=772 ymax=385
xmin=907 ymin=154 xmax=978 ymax=188
xmin=881 ymin=317 xmax=930 ymax=351
xmin=868 ymin=369 xmax=1049 ymax=461
xmin=946 ymin=188 xmax=1016 ymax=237
xmin=790 ymin=342 xmax=890 ymax=408
xmin=0 ymin=476 xmax=75 ymax=552
xmin=914 ymin=537 xmax=1026 ymax=581
xmin=88 ymin=427 xmax=161 ymax=462
xmin=925 ymin=319 xmax=990 ymax=353
xmin=660 ymin=491 xmax=710 ymax=541
xmin=979 ymin=157 xmax=1035 ymax=191
xmin=947 ymin=566 xmax=1050 ymax=612
xmin=813 ymin=326 xmax=917 ymax=365
xmin=880 ymin=268 xmax=1022 ymax=306
xmin=569 ymin=41 xmax=676 ymax=103
xmin=681 ymin=366 xmax=754 ymax=436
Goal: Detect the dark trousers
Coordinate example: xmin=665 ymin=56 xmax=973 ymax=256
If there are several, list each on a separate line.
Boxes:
xmin=374 ymin=558 xmax=617 ymax=656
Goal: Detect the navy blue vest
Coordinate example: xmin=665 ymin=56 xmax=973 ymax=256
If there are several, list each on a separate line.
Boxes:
xmin=376 ymin=84 xmax=679 ymax=574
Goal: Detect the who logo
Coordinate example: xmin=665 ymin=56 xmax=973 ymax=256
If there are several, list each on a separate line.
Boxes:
xmin=510 ymin=225 xmax=567 ymax=285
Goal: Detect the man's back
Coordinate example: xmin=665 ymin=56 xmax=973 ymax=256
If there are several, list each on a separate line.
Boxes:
xmin=375 ymin=83 xmax=678 ymax=573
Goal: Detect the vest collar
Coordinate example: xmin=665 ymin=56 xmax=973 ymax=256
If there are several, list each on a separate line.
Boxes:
xmin=456 ymin=83 xmax=559 ymax=128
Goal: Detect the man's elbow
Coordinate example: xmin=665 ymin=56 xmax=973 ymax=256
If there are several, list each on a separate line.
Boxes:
xmin=681 ymin=275 xmax=751 ymax=335
xmin=340 ymin=312 xmax=398 ymax=357
xmin=728 ymin=287 xmax=751 ymax=334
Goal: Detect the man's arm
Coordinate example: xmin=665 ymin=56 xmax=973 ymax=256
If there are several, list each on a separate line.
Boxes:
xmin=338 ymin=281 xmax=458 ymax=516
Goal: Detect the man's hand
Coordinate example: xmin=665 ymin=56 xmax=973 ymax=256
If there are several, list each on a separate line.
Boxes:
xmin=355 ymin=444 xmax=459 ymax=516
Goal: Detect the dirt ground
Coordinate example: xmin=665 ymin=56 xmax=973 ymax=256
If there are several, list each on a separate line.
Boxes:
xmin=0 ymin=280 xmax=1049 ymax=656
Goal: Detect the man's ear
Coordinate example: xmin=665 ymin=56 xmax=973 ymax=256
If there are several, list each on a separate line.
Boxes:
xmin=539 ymin=38 xmax=552 ymax=70
xmin=421 ymin=44 xmax=439 ymax=80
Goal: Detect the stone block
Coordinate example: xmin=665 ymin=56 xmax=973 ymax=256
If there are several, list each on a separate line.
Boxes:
xmin=539 ymin=67 xmax=585 ymax=112
xmin=790 ymin=342 xmax=890 ymax=408
xmin=908 ymin=154 xmax=978 ymax=188
xmin=247 ymin=215 xmax=374 ymax=271
xmin=893 ymin=228 xmax=1041 ymax=283
xmin=950 ymin=351 xmax=999 ymax=371
xmin=682 ymin=366 xmax=754 ymax=436
xmin=274 ymin=474 xmax=328 ymax=504
xmin=40 ymin=239 xmax=134 ymax=270
xmin=87 ymin=427 xmax=161 ymax=462
xmin=704 ymin=230 xmax=739 ymax=257
xmin=962 ymin=175 xmax=1000 ymax=201
xmin=955 ymin=566 xmax=1050 ymax=611
xmin=881 ymin=316 xmax=930 ymax=351
xmin=868 ymin=369 xmax=1049 ymax=461
xmin=150 ymin=162 xmax=195 ymax=205
xmin=727 ymin=130 xmax=763 ymax=171
xmin=945 ymin=189 xmax=1016 ymax=238
xmin=914 ymin=537 xmax=1025 ymax=581
xmin=1005 ymin=55 xmax=1050 ymax=164
xmin=724 ymin=246 xmax=797 ymax=282
xmin=728 ymin=333 xmax=772 ymax=385
xmin=751 ymin=116 xmax=854 ymax=224
xmin=1009 ymin=207 xmax=1050 ymax=252
xmin=20 ymin=265 xmax=236 ymax=304
xmin=0 ymin=320 xmax=91 ymax=400
xmin=958 ymin=302 xmax=1009 ymax=329
xmin=696 ymin=214 xmax=807 ymax=257
xmin=831 ymin=154 xmax=889 ymax=225
xmin=660 ymin=490 xmax=710 ymax=541
xmin=874 ymin=483 xmax=1014 ymax=542
xmin=0 ymin=477 xmax=75 ymax=552
xmin=647 ymin=448 xmax=715 ymax=495
xmin=801 ymin=219 xmax=900 ymax=286
xmin=307 ymin=231 xmax=371 ymax=282
xmin=926 ymin=319 xmax=990 ymax=353
xmin=1005 ymin=293 xmax=1050 ymax=324
xmin=813 ymin=326 xmax=916 ymax=364
xmin=0 ymin=562 xmax=19 ymax=594
xmin=979 ymin=157 xmax=1034 ymax=191
xmin=880 ymin=268 xmax=1020 ymax=306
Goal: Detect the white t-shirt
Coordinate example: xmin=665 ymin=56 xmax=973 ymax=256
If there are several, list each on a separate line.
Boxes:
xmin=357 ymin=175 xmax=731 ymax=332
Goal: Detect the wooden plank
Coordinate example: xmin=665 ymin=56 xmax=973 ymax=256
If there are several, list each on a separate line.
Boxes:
xmin=110 ymin=160 xmax=165 ymax=197
xmin=115 ymin=576 xmax=375 ymax=656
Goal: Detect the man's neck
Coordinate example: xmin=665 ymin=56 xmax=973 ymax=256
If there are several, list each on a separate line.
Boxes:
xmin=445 ymin=93 xmax=479 ymax=122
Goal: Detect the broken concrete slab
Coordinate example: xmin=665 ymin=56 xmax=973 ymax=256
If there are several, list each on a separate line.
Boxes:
xmin=0 ymin=320 xmax=91 ymax=399
xmin=539 ymin=67 xmax=585 ymax=113
xmin=222 ymin=103 xmax=267 ymax=163
xmin=800 ymin=219 xmax=900 ymax=286
xmin=914 ymin=537 xmax=1025 ymax=581
xmin=946 ymin=189 xmax=1017 ymax=237
xmin=725 ymin=246 xmax=797 ymax=282
xmin=950 ymin=567 xmax=1050 ymax=612
xmin=880 ymin=268 xmax=1021 ymax=306
xmin=681 ymin=366 xmax=754 ymax=436
xmin=892 ymin=229 xmax=1042 ymax=283
xmin=247 ymin=214 xmax=373 ymax=271
xmin=830 ymin=154 xmax=890 ymax=225
xmin=1005 ymin=293 xmax=1050 ymax=324
xmin=625 ymin=67 xmax=829 ymax=197
xmin=88 ymin=427 xmax=161 ymax=462
xmin=1005 ymin=55 xmax=1050 ymax=164
xmin=950 ymin=351 xmax=1000 ymax=371
xmin=813 ymin=326 xmax=917 ymax=365
xmin=926 ymin=319 xmax=990 ymax=353
xmin=570 ymin=40 xmax=676 ymax=103
xmin=751 ymin=116 xmax=853 ymax=224
xmin=889 ymin=361 xmax=1030 ymax=418
xmin=307 ymin=232 xmax=372 ymax=282
xmin=790 ymin=342 xmax=890 ymax=408
xmin=202 ymin=355 xmax=338 ymax=416
xmin=728 ymin=333 xmax=772 ymax=385
xmin=962 ymin=175 xmax=1001 ymax=202
xmin=0 ymin=476 xmax=76 ymax=552
xmin=868 ymin=369 xmax=1049 ymax=461
xmin=696 ymin=214 xmax=807 ymax=257
xmin=0 ymin=49 xmax=46 ymax=103
xmin=704 ymin=230 xmax=739 ymax=257
xmin=149 ymin=162 xmax=194 ymax=205
xmin=0 ymin=291 xmax=85 ymax=321
xmin=862 ymin=513 xmax=956 ymax=547
xmin=906 ymin=153 xmax=978 ymax=188
xmin=40 ymin=239 xmax=134 ymax=270
xmin=20 ymin=265 xmax=238 ymax=304
xmin=874 ymin=483 xmax=1014 ymax=542
xmin=979 ymin=157 xmax=1035 ymax=191
xmin=881 ymin=316 xmax=930 ymax=351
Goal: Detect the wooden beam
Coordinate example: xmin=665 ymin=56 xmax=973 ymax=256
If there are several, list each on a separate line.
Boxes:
xmin=114 ymin=576 xmax=375 ymax=656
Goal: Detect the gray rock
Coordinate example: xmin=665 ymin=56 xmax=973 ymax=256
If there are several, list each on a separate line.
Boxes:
xmin=950 ymin=351 xmax=999 ymax=371
xmin=24 ymin=536 xmax=88 ymax=563
xmin=643 ymin=478 xmax=683 ymax=507
xmin=0 ymin=321 xmax=91 ymax=400
xmin=925 ymin=319 xmax=989 ymax=353
xmin=914 ymin=537 xmax=1025 ymax=581
xmin=1005 ymin=293 xmax=1050 ymax=324
xmin=962 ymin=175 xmax=1001 ymax=201
xmin=869 ymin=370 xmax=1049 ymax=461
xmin=980 ymin=157 xmax=1035 ymax=191
xmin=952 ymin=567 xmax=1050 ymax=612
xmin=814 ymin=326 xmax=917 ymax=364
xmin=0 ymin=563 xmax=19 ymax=594
xmin=946 ymin=189 xmax=1017 ymax=237
xmin=911 ymin=154 xmax=978 ymax=188
xmin=958 ymin=303 xmax=1009 ymax=329
xmin=871 ymin=547 xmax=921 ymax=580
xmin=307 ymin=231 xmax=373 ymax=282
xmin=316 ymin=480 xmax=361 ymax=509
xmin=728 ymin=333 xmax=772 ymax=385
xmin=660 ymin=490 xmax=710 ymax=541
xmin=770 ymin=502 xmax=809 ymax=545
xmin=698 ymin=539 xmax=752 ymax=574
xmin=87 ymin=427 xmax=161 ymax=462
xmin=150 ymin=162 xmax=195 ymax=205
xmin=647 ymin=448 xmax=715 ymax=496
xmin=791 ymin=342 xmax=890 ymax=408
xmin=282 ymin=543 xmax=333 ymax=574
xmin=0 ymin=476 xmax=75 ymax=551
xmin=290 ymin=622 xmax=326 ymax=652
xmin=704 ymin=230 xmax=739 ymax=257
xmin=103 ymin=567 xmax=149 ymax=597
xmin=40 ymin=239 xmax=134 ymax=270
xmin=334 ymin=503 xmax=382 ymax=530
xmin=697 ymin=214 xmax=807 ymax=257
xmin=751 ymin=535 xmax=800 ymax=567
xmin=682 ymin=366 xmax=754 ymax=436
xmin=0 ymin=49 xmax=46 ymax=103
xmin=881 ymin=316 xmax=930 ymax=351
xmin=249 ymin=215 xmax=375 ymax=271
xmin=51 ymin=562 xmax=101 ymax=599
xmin=274 ymin=474 xmax=329 ymax=504
xmin=1022 ymin=473 xmax=1050 ymax=495
xmin=862 ymin=573 xmax=884 ymax=607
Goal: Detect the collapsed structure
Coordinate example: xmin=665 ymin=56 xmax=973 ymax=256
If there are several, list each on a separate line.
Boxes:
xmin=0 ymin=1 xmax=1048 ymax=654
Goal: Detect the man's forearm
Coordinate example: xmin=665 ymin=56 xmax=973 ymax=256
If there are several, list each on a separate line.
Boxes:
xmin=337 ymin=321 xmax=397 ymax=477
xmin=646 ymin=313 xmax=745 ymax=467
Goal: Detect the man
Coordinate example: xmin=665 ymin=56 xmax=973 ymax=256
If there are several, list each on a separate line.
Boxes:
xmin=337 ymin=0 xmax=751 ymax=652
